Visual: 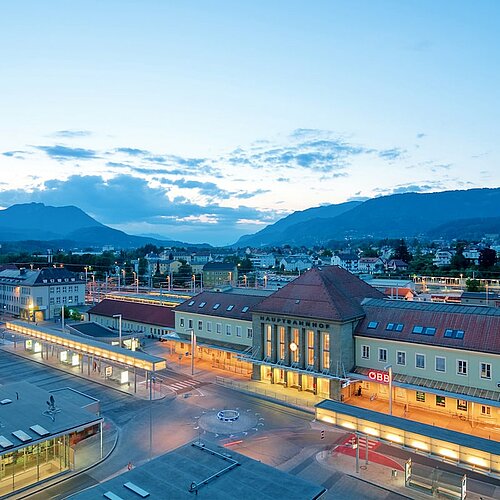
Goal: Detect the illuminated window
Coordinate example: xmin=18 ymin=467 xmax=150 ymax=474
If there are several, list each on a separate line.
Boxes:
xmin=291 ymin=328 xmax=299 ymax=363
xmin=322 ymin=332 xmax=330 ymax=370
xmin=436 ymin=395 xmax=446 ymax=407
xmin=265 ymin=325 xmax=272 ymax=357
xmin=279 ymin=326 xmax=285 ymax=360
xmin=307 ymin=330 xmax=314 ymax=366
xmin=416 ymin=391 xmax=425 ymax=402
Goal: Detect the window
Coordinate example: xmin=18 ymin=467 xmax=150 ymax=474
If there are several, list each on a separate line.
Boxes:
xmin=412 ymin=326 xmax=436 ymax=335
xmin=188 ymin=300 xmax=195 ymax=306
xmin=198 ymin=320 xmax=203 ymax=330
xmin=307 ymin=330 xmax=314 ymax=366
xmin=367 ymin=321 xmax=378 ymax=329
xmin=322 ymin=332 xmax=330 ymax=370
xmin=242 ymin=306 xmax=249 ymax=313
xmin=265 ymin=325 xmax=272 ymax=357
xmin=216 ymin=323 xmax=222 ymax=334
xmin=415 ymin=353 xmax=425 ymax=369
xmin=396 ymin=351 xmax=406 ymax=365
xmin=378 ymin=348 xmax=387 ymax=363
xmin=226 ymin=305 xmax=234 ymax=311
xmin=213 ymin=303 xmax=220 ymax=310
xmin=457 ymin=400 xmax=467 ymax=411
xmin=480 ymin=362 xmax=491 ymax=379
xmin=236 ymin=326 xmax=242 ymax=337
xmin=246 ymin=328 xmax=253 ymax=338
xmin=444 ymin=329 xmax=465 ymax=339
xmin=198 ymin=302 xmax=206 ymax=308
xmin=361 ymin=345 xmax=370 ymax=359
xmin=279 ymin=326 xmax=285 ymax=360
xmin=481 ymin=405 xmax=491 ymax=416
xmin=206 ymin=321 xmax=212 ymax=332
xmin=436 ymin=395 xmax=446 ymax=407
xmin=226 ymin=324 xmax=232 ymax=336
xmin=291 ymin=328 xmax=299 ymax=363
xmin=386 ymin=323 xmax=404 ymax=332
xmin=188 ymin=319 xmax=193 ymax=329
xmin=435 ymin=356 xmax=446 ymax=372
xmin=457 ymin=360 xmax=467 ymax=375
xmin=416 ymin=391 xmax=425 ymax=402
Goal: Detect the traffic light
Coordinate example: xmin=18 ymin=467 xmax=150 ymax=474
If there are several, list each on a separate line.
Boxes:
xmin=320 ymin=430 xmax=325 ymax=440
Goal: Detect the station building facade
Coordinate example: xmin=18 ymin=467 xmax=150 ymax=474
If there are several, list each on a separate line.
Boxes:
xmin=173 ymin=289 xmax=268 ymax=374
xmin=352 ymin=298 xmax=500 ymax=425
xmin=249 ymin=266 xmax=384 ymax=399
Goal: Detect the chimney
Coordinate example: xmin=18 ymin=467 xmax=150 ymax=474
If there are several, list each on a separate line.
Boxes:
xmin=19 ymin=268 xmax=26 ymax=275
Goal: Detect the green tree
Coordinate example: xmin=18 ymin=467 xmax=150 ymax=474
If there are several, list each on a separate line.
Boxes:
xmin=393 ymin=239 xmax=412 ymax=262
xmin=465 ymin=278 xmax=481 ymax=292
xmin=479 ymin=248 xmax=496 ymax=269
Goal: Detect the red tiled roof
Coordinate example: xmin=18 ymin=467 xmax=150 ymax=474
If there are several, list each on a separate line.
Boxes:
xmin=175 ymin=291 xmax=265 ymax=321
xmin=357 ymin=298 xmax=500 ymax=354
xmin=88 ymin=299 xmax=175 ymax=328
xmin=253 ymin=266 xmax=384 ymax=322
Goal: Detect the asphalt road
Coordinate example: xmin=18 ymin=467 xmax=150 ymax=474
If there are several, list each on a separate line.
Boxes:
xmin=4 ymin=347 xmax=497 ymax=500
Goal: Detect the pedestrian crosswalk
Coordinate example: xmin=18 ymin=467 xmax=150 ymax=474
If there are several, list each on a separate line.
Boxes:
xmin=164 ymin=378 xmax=202 ymax=394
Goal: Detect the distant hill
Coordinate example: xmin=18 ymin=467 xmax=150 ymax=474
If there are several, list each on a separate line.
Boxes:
xmin=234 ymin=188 xmax=500 ymax=247
xmin=0 ymin=203 xmax=202 ymax=249
xmin=427 ymin=216 xmax=500 ymax=240
xmin=235 ymin=201 xmax=362 ymax=247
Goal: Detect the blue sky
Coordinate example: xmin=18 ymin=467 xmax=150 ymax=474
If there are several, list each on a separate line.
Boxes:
xmin=0 ymin=1 xmax=498 ymax=245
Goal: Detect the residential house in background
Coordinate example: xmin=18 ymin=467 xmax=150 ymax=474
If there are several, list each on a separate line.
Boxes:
xmin=202 ymin=262 xmax=238 ymax=287
xmin=358 ymin=257 xmax=385 ymax=274
xmin=249 ymin=253 xmax=276 ymax=269
xmin=385 ymin=259 xmax=409 ymax=273
xmin=279 ymin=254 xmax=312 ymax=272
xmin=433 ymin=249 xmax=454 ymax=267
xmin=331 ymin=253 xmax=359 ymax=274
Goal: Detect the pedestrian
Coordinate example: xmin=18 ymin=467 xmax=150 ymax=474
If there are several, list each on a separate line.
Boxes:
xmin=127 ymin=461 xmax=133 ymax=470
xmin=357 ymin=386 xmax=362 ymax=397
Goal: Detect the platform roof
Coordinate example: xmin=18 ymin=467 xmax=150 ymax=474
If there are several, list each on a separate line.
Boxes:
xmin=5 ymin=321 xmax=166 ymax=372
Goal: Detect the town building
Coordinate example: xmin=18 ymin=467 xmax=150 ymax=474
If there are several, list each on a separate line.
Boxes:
xmin=278 ymin=254 xmax=312 ymax=272
xmin=172 ymin=289 xmax=269 ymax=374
xmin=357 ymin=257 xmax=385 ymax=274
xmin=249 ymin=253 xmax=276 ymax=269
xmin=433 ymin=249 xmax=454 ymax=267
xmin=202 ymin=262 xmax=238 ymax=287
xmin=88 ymin=299 xmax=176 ymax=339
xmin=330 ymin=253 xmax=359 ymax=274
xmin=0 ymin=267 xmax=85 ymax=321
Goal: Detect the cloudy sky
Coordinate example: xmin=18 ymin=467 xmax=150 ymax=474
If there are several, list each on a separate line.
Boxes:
xmin=1 ymin=1 xmax=498 ymax=245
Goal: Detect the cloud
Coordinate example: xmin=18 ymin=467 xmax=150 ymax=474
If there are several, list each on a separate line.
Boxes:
xmin=0 ymin=173 xmax=278 ymax=244
xmin=115 ymin=147 xmax=150 ymax=156
xmin=2 ymin=150 xmax=29 ymax=159
xmin=36 ymin=145 xmax=98 ymax=160
xmin=52 ymin=130 xmax=92 ymax=138
xmin=373 ymin=181 xmax=446 ymax=196
xmin=416 ymin=133 xmax=426 ymax=139
xmin=378 ymin=148 xmax=405 ymax=160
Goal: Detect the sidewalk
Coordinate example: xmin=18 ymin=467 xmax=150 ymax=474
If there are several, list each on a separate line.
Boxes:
xmin=0 ymin=339 xmax=173 ymax=401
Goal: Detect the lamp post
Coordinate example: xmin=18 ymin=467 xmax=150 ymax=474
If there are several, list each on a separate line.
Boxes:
xmin=385 ymin=364 xmax=393 ymax=415
xmin=190 ymin=329 xmax=196 ymax=376
xmin=61 ymin=306 xmax=65 ymax=332
xmin=132 ymin=271 xmax=138 ymax=294
xmin=113 ymin=314 xmax=122 ymax=348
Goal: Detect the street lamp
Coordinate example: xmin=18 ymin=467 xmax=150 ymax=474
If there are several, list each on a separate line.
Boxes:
xmin=189 ymin=329 xmax=196 ymax=376
xmin=132 ymin=271 xmax=138 ymax=294
xmin=113 ymin=314 xmax=122 ymax=348
xmin=384 ymin=364 xmax=393 ymax=416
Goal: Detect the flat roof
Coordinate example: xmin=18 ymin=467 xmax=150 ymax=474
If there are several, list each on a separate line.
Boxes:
xmin=69 ymin=440 xmax=325 ymax=500
xmin=6 ymin=321 xmax=166 ymax=371
xmin=316 ymin=400 xmax=500 ymax=455
xmin=0 ymin=382 xmax=102 ymax=455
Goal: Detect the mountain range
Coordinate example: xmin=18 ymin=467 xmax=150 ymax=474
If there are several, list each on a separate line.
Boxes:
xmin=234 ymin=187 xmax=500 ymax=247
xmin=0 ymin=203 xmax=203 ymax=250
xmin=1 ymin=188 xmax=499 ymax=251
